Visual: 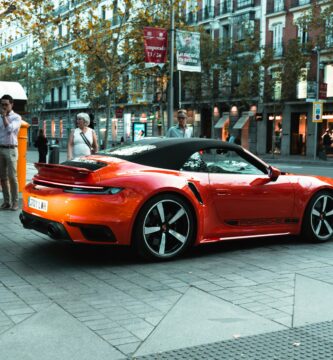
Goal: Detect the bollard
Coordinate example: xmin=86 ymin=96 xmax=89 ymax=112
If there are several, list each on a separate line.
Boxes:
xmin=17 ymin=120 xmax=30 ymax=192
xmin=48 ymin=143 xmax=60 ymax=164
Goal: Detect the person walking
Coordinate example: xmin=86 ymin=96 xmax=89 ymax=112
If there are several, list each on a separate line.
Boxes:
xmin=166 ymin=109 xmax=193 ymax=138
xmin=323 ymin=129 xmax=332 ymax=155
xmin=67 ymin=113 xmax=98 ymax=160
xmin=0 ymin=94 xmax=22 ymax=211
xmin=34 ymin=128 xmax=48 ymax=163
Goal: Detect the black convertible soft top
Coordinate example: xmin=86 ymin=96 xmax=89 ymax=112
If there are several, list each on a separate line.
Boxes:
xmin=98 ymin=138 xmax=267 ymax=172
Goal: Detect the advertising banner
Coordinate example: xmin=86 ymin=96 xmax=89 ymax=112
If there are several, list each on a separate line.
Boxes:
xmin=144 ymin=27 xmax=168 ymax=68
xmin=176 ymin=30 xmax=201 ymax=72
xmin=133 ymin=122 xmax=147 ymax=141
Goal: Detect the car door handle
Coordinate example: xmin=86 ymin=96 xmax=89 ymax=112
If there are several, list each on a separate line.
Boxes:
xmin=216 ymin=189 xmax=231 ymax=196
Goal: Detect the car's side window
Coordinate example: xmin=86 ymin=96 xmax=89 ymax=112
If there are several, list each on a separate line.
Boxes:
xmin=201 ymin=148 xmax=265 ymax=175
xmin=180 ymin=152 xmax=209 ymax=172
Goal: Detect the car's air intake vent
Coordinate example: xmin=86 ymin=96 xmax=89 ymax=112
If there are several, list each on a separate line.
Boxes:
xmin=61 ymin=160 xmax=107 ymax=171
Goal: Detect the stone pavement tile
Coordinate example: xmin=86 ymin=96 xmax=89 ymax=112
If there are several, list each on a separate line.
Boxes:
xmin=83 ymin=318 xmax=117 ymax=331
xmin=107 ymin=335 xmax=139 ymax=347
xmin=293 ymin=274 xmax=333 ymax=327
xmin=134 ymin=287 xmax=285 ymax=357
xmin=0 ymin=304 xmax=124 ymax=360
xmin=144 ymin=315 xmax=164 ymax=326
xmin=116 ymin=341 xmax=140 ymax=355
xmin=10 ymin=313 xmax=34 ymax=324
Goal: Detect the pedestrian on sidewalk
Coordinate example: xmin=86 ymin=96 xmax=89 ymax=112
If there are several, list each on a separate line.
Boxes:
xmin=67 ymin=113 xmax=98 ymax=160
xmin=0 ymin=94 xmax=22 ymax=211
xmin=166 ymin=109 xmax=193 ymax=138
xmin=34 ymin=128 xmax=48 ymax=163
xmin=323 ymin=129 xmax=332 ymax=155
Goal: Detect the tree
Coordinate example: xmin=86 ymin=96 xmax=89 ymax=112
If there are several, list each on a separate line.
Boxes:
xmin=0 ymin=1 xmax=66 ymax=123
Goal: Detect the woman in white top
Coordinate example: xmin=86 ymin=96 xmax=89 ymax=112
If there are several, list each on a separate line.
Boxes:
xmin=67 ymin=112 xmax=98 ymax=160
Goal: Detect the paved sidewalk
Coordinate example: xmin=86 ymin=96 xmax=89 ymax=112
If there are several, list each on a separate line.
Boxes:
xmin=1 ymin=149 xmax=333 ymax=358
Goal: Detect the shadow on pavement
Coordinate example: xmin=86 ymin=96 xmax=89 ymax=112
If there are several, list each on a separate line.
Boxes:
xmin=19 ymin=234 xmax=312 ymax=268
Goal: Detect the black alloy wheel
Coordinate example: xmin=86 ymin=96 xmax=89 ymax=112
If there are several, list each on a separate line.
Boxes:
xmin=303 ymin=191 xmax=333 ymax=242
xmin=134 ymin=194 xmax=195 ymax=260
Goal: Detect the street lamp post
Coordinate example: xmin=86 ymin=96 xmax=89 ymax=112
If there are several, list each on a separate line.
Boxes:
xmin=167 ymin=0 xmax=175 ymax=131
xmin=313 ymin=46 xmax=320 ymax=160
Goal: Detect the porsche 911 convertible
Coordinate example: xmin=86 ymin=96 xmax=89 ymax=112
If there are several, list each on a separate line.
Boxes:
xmin=20 ymin=138 xmax=333 ymax=260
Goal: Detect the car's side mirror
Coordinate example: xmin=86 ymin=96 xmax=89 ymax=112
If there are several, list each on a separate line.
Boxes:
xmin=268 ymin=166 xmax=281 ymax=181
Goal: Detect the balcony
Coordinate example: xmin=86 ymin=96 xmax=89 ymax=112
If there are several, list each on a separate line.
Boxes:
xmin=235 ymin=0 xmax=255 ymax=11
xmin=12 ymin=51 xmax=27 ymax=61
xmin=45 ymin=101 xmax=68 ymax=110
xmin=266 ymin=0 xmax=286 ymax=14
xmin=290 ymin=0 xmax=311 ymax=8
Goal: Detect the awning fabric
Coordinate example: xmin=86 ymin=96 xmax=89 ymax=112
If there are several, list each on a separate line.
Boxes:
xmin=233 ymin=115 xmax=249 ymax=129
xmin=214 ymin=114 xmax=229 ymax=129
xmin=0 ymin=81 xmax=27 ymax=100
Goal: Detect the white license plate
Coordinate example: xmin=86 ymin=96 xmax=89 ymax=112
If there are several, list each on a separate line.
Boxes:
xmin=28 ymin=197 xmax=48 ymax=212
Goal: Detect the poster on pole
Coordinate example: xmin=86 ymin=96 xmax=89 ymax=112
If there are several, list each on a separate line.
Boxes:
xmin=144 ymin=27 xmax=167 ymax=68
xmin=176 ymin=30 xmax=201 ymax=72
xmin=312 ymin=101 xmax=323 ymax=122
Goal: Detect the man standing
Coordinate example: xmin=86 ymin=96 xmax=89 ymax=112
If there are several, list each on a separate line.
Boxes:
xmin=0 ymin=94 xmax=22 ymax=211
xmin=166 ymin=109 xmax=193 ymax=138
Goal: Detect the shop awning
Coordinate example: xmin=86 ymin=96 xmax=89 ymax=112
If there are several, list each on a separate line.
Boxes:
xmin=233 ymin=114 xmax=249 ymax=129
xmin=0 ymin=81 xmax=27 ymax=100
xmin=214 ymin=114 xmax=229 ymax=129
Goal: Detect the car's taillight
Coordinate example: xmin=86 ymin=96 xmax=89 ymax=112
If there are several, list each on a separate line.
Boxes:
xmin=63 ymin=187 xmax=123 ymax=195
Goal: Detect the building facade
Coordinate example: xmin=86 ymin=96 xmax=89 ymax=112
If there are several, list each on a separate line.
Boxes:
xmin=0 ymin=0 xmax=332 ymax=156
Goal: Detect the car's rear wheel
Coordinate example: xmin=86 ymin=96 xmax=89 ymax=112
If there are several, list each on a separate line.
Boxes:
xmin=133 ymin=194 xmax=195 ymax=260
xmin=302 ymin=191 xmax=333 ymax=242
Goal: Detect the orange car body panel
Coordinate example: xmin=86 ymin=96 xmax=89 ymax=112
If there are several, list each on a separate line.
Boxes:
xmin=22 ymin=154 xmax=333 ymax=247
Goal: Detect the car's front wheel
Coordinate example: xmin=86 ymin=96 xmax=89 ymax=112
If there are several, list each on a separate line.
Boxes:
xmin=302 ymin=191 xmax=333 ymax=242
xmin=133 ymin=194 xmax=195 ymax=260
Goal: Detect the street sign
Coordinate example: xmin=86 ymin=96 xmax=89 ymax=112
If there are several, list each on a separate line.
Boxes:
xmin=312 ymin=101 xmax=323 ymax=123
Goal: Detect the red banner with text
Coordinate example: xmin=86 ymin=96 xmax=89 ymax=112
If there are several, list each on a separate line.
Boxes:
xmin=144 ymin=27 xmax=167 ymax=68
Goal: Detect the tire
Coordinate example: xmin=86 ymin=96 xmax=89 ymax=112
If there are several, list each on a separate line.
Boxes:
xmin=133 ymin=194 xmax=196 ymax=260
xmin=302 ymin=191 xmax=333 ymax=243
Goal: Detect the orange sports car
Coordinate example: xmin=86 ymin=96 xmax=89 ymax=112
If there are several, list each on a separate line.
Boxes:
xmin=20 ymin=138 xmax=333 ymax=260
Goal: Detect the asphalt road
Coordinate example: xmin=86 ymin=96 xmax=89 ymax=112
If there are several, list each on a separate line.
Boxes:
xmin=270 ymin=162 xmax=333 ymax=178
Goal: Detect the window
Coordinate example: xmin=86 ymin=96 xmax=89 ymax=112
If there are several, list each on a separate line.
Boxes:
xmin=181 ymin=149 xmax=266 ymax=175
xmin=272 ymin=70 xmax=282 ymax=100
xmin=324 ymin=64 xmax=333 ymax=98
xmin=326 ymin=15 xmax=333 ymax=48
xmin=272 ymin=23 xmax=283 ymax=56
xmin=297 ymin=68 xmax=308 ymax=99
xmin=274 ymin=0 xmax=284 ymax=12
xmin=101 ymin=5 xmax=106 ymax=20
xmin=297 ymin=25 xmax=308 ymax=45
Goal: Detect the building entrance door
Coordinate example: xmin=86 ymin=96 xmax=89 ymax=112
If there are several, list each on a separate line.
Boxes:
xmin=290 ymin=113 xmax=307 ymax=155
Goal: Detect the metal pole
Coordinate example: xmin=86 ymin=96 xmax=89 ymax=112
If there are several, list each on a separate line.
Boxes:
xmin=313 ymin=48 xmax=320 ymax=160
xmin=179 ymin=70 xmax=182 ymax=109
xmin=167 ymin=0 xmax=175 ymax=131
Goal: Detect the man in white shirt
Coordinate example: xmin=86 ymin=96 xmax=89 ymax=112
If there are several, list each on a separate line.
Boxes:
xmin=166 ymin=109 xmax=193 ymax=138
xmin=0 ymin=94 xmax=22 ymax=211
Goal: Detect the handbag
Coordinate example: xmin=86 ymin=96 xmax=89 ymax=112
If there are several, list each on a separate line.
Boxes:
xmin=80 ymin=131 xmax=94 ymax=154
